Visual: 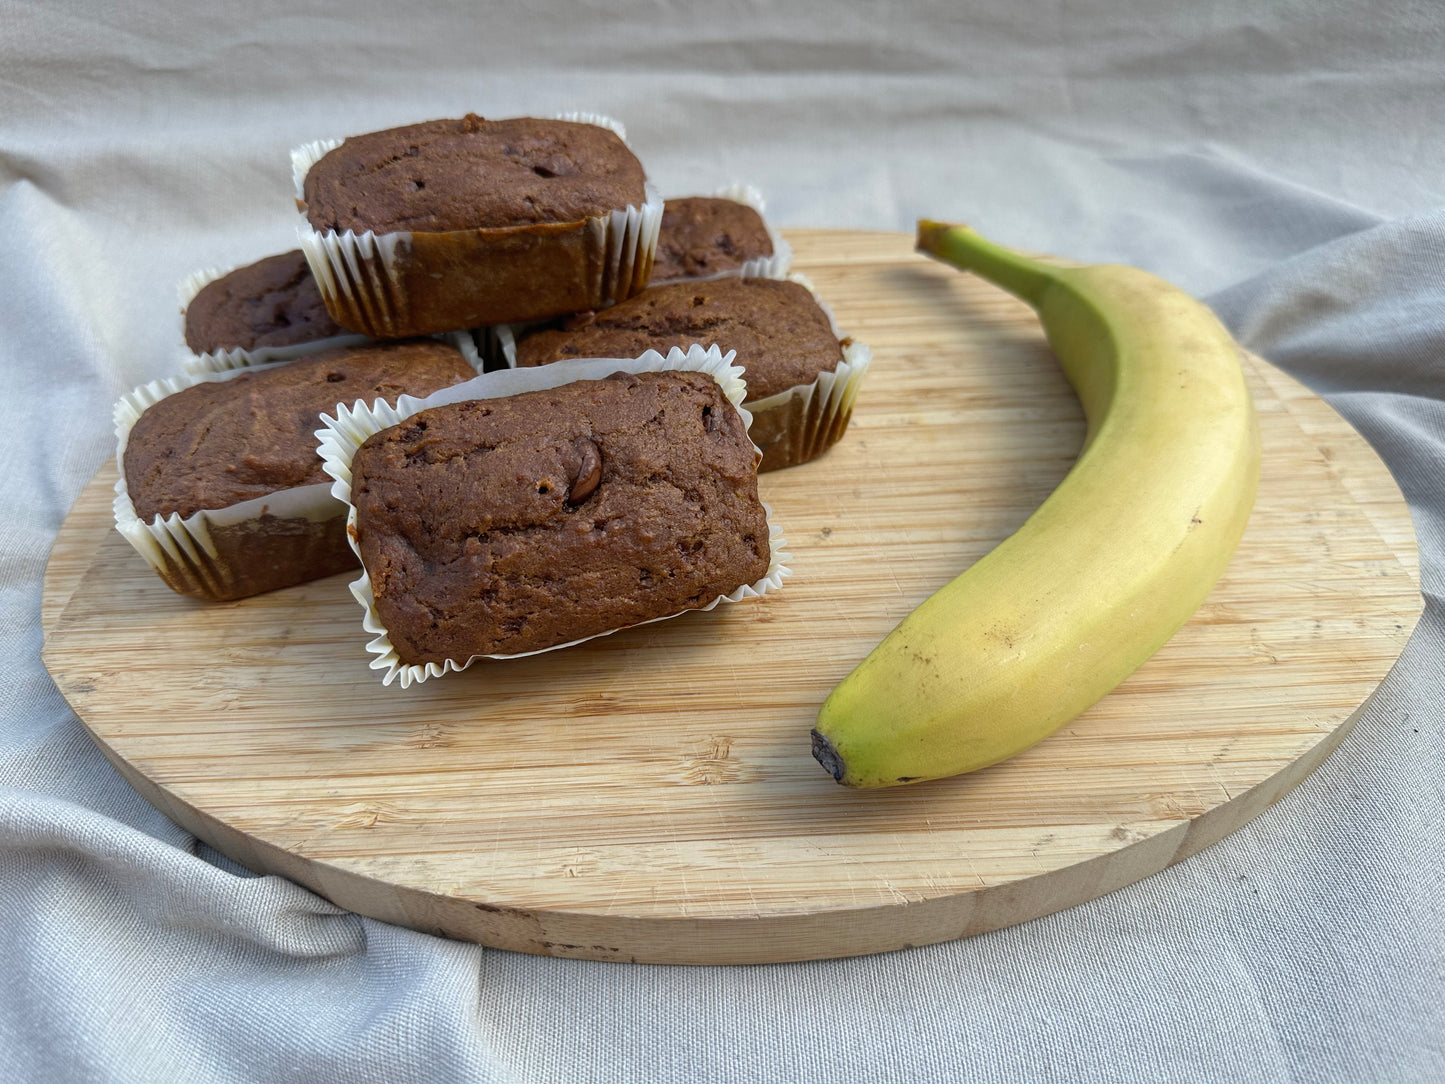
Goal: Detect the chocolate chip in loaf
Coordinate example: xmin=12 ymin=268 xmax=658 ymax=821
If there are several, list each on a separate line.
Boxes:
xmin=568 ymin=438 xmax=602 ymax=504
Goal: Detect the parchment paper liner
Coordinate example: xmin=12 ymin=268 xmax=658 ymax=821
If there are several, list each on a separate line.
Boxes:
xmin=177 ymin=263 xmax=370 ymax=376
xmin=647 ymin=182 xmax=793 ymax=286
xmin=493 ymin=272 xmax=871 ymax=471
xmin=291 ymin=113 xmax=664 ymax=337
xmin=113 ymin=335 xmax=483 ymax=601
xmin=314 ymin=344 xmax=792 ymax=688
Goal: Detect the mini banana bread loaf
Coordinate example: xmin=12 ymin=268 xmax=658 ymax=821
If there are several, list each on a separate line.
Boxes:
xmin=184 ymin=249 xmax=350 ymax=358
xmin=126 ymin=340 xmax=476 ymax=520
xmin=118 ymin=339 xmax=478 ymax=601
xmin=295 ymin=114 xmax=662 ymax=336
xmin=513 ymin=277 xmax=841 ymax=402
xmin=510 ymin=276 xmax=868 ymax=471
xmin=649 ymin=196 xmax=775 ymax=285
xmin=348 ymin=369 xmax=771 ymax=662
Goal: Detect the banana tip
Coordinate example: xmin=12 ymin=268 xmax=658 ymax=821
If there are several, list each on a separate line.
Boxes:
xmin=810 ymin=728 xmax=845 ymax=782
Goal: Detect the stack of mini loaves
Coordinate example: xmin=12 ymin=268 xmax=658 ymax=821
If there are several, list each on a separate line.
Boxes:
xmin=112 ymin=113 xmax=869 ymax=685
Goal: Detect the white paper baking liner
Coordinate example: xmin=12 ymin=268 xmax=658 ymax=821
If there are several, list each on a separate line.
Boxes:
xmin=114 ymin=337 xmax=485 ymax=599
xmin=291 ymin=114 xmax=663 ymax=337
xmin=648 ymin=183 xmax=793 ymax=286
xmin=486 ymin=321 xmax=523 ymax=370
xmin=315 ymin=344 xmax=792 ymax=688
xmin=177 ymin=264 xmax=370 ymax=376
xmin=293 ymin=226 xmax=409 ymax=337
xmin=745 ymin=336 xmax=872 ymax=469
xmin=739 ymin=272 xmax=873 ymax=469
xmin=493 ymin=272 xmax=871 ymax=470
xmin=553 ymin=112 xmax=627 ymax=143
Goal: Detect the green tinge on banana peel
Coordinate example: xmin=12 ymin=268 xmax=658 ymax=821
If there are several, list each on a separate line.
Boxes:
xmin=811 ymin=221 xmax=1261 ymax=788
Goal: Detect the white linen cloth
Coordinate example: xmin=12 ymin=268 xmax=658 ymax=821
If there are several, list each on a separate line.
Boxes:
xmin=2 ymin=2 xmax=1441 ymax=1080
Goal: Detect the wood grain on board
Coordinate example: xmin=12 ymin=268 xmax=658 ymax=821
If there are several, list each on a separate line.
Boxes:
xmin=41 ymin=229 xmax=1422 ymax=964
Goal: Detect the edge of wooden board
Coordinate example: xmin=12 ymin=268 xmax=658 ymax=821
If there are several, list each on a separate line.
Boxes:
xmin=74 ymin=681 xmax=1386 ymax=964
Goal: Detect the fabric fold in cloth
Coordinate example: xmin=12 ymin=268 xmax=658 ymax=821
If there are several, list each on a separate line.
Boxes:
xmin=0 ymin=787 xmax=499 ymax=1084
xmin=1210 ymin=209 xmax=1445 ymax=606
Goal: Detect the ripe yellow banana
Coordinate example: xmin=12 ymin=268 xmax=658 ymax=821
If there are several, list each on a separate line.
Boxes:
xmin=811 ymin=221 xmax=1261 ymax=788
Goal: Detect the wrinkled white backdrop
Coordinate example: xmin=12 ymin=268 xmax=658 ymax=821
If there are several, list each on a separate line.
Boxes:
xmin=3 ymin=2 xmax=1442 ymax=1081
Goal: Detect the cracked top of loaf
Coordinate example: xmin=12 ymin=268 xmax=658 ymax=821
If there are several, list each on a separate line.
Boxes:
xmin=348 ymin=369 xmax=770 ymax=661
xmin=302 ymin=115 xmax=648 ymax=235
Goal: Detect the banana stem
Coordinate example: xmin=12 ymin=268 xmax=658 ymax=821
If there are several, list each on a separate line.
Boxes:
xmin=916 ymin=220 xmax=1058 ymax=306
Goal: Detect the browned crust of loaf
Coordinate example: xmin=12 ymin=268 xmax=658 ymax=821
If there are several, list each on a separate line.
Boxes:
xmin=303 ymin=115 xmax=647 ymax=235
xmin=124 ymin=340 xmax=476 ymax=521
xmin=514 ymin=278 xmax=842 ymax=402
xmin=649 ymin=197 xmax=774 ymax=284
xmin=349 ymin=370 xmax=770 ymax=662
xmin=185 ymin=250 xmax=347 ymax=355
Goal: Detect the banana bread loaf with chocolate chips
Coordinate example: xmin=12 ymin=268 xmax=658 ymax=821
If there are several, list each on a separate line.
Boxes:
xmin=184 ymin=250 xmax=348 ymax=357
xmin=348 ymin=369 xmax=770 ymax=662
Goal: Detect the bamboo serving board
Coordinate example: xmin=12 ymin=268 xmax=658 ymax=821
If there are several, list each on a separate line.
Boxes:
xmin=41 ymin=229 xmax=1422 ymax=965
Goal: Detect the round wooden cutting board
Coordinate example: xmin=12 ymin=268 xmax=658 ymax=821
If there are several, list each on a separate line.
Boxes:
xmin=41 ymin=230 xmax=1422 ymax=964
